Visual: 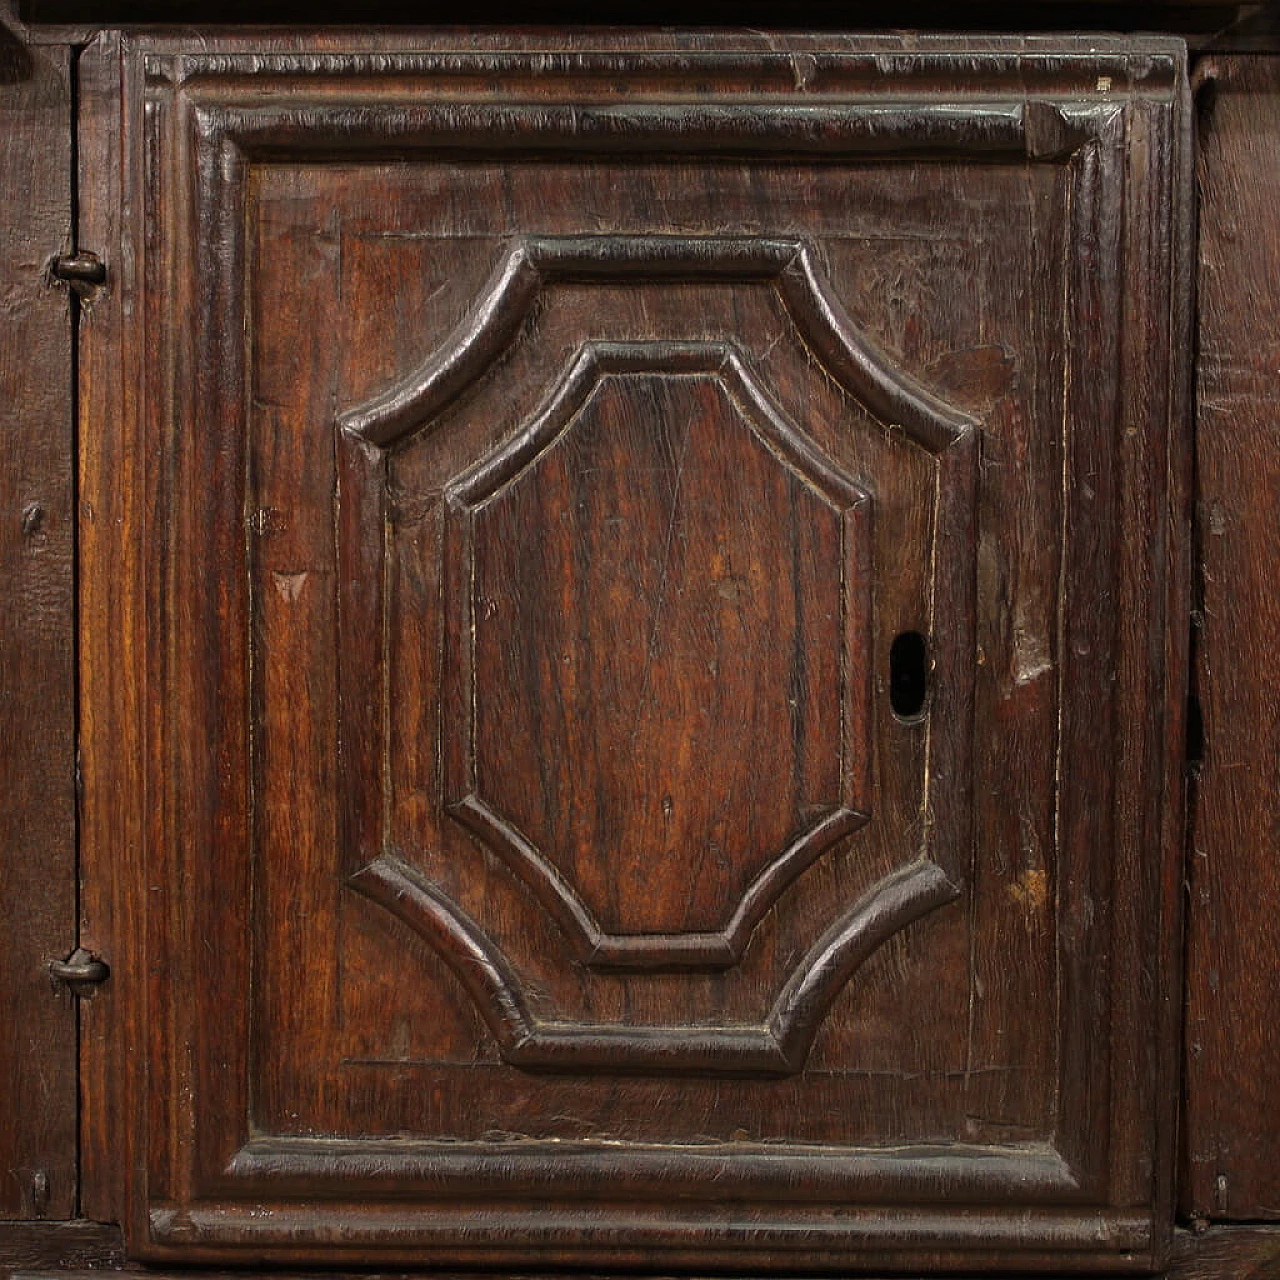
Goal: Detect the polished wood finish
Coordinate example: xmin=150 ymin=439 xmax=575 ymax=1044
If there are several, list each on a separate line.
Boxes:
xmin=75 ymin=30 xmax=1191 ymax=1272
xmin=0 ymin=12 xmax=76 ymax=1222
xmin=1183 ymin=52 xmax=1280 ymax=1224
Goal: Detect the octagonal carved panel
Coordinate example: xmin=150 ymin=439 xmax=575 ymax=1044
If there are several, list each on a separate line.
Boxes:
xmin=337 ymin=233 xmax=973 ymax=1070
xmin=443 ymin=341 xmax=871 ymax=969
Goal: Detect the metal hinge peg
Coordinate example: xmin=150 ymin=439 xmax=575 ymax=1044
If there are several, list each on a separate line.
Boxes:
xmin=49 ymin=947 xmax=110 ymax=988
xmin=47 ymin=250 xmax=106 ymax=298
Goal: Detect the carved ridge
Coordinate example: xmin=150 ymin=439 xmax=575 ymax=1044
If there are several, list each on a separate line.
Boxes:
xmin=778 ymin=247 xmax=974 ymax=454
xmin=448 ymin=793 xmax=869 ymax=972
xmin=350 ymin=853 xmax=959 ymax=1075
xmin=174 ymin=41 xmax=1181 ymax=97
xmin=227 ymin=1133 xmax=1081 ymax=1201
xmin=443 ymin=339 xmax=870 ymax=970
xmin=339 ymin=244 xmax=542 ymax=449
xmin=336 ymin=235 xmax=977 ymax=453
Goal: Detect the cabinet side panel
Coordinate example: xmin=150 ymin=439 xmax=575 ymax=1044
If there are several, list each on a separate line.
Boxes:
xmin=1185 ymin=53 xmax=1280 ymax=1222
xmin=0 ymin=17 xmax=75 ymax=1222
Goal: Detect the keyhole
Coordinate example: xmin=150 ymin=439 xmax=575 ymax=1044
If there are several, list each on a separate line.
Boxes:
xmin=890 ymin=630 xmax=929 ymax=720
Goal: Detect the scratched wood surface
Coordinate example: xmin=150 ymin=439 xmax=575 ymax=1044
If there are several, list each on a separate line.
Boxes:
xmin=75 ymin=30 xmax=1190 ymax=1272
xmin=0 ymin=12 xmax=76 ymax=1221
xmin=7 ymin=1224 xmax=1280 ymax=1280
xmin=1184 ymin=53 xmax=1280 ymax=1224
xmin=4 ymin=1222 xmax=1280 ymax=1279
xmin=0 ymin=1223 xmax=123 ymax=1280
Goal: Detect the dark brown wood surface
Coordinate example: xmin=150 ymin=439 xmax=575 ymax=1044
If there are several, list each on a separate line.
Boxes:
xmin=74 ymin=28 xmax=131 ymax=1233
xmin=3 ymin=1221 xmax=1278 ymax=1280
xmin=14 ymin=0 xmax=1264 ymax=42
xmin=7 ymin=1223 xmax=1280 ymax=1280
xmin=1184 ymin=52 xmax=1280 ymax=1224
xmin=1168 ymin=1227 xmax=1280 ymax=1279
xmin=0 ymin=5 xmax=1278 ymax=1272
xmin=0 ymin=11 xmax=76 ymax=1222
xmin=75 ymin=30 xmax=1191 ymax=1272
xmin=0 ymin=1223 xmax=122 ymax=1279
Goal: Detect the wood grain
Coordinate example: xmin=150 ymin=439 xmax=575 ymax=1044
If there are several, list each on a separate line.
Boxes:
xmin=0 ymin=13 xmax=75 ymax=1222
xmin=1168 ymin=1227 xmax=1280 ymax=1279
xmin=76 ymin=27 xmax=139 ymax=1233
xmin=0 ymin=1222 xmax=122 ymax=1279
xmin=7 ymin=1224 xmax=1280 ymax=1280
xmin=7 ymin=1225 xmax=1280 ymax=1280
xmin=76 ymin=30 xmax=1190 ymax=1272
xmin=1184 ymin=53 xmax=1280 ymax=1223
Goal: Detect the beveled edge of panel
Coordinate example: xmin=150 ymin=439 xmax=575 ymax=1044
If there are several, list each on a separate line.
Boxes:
xmin=126 ymin=30 xmax=1187 ymax=104
xmin=223 ymin=1135 xmax=1078 ymax=1200
xmin=141 ymin=1203 xmax=1156 ymax=1273
xmin=336 ymin=236 xmax=975 ymax=452
xmin=349 ymin=853 xmax=959 ymax=1074
xmin=14 ymin=1225 xmax=1270 ymax=1280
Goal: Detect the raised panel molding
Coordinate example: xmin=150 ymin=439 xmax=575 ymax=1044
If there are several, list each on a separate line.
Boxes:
xmin=79 ymin=30 xmax=1191 ymax=1273
xmin=336 ymin=236 xmax=975 ymax=452
xmin=334 ymin=233 xmax=973 ymax=1064
xmin=351 ymin=852 xmax=959 ymax=1073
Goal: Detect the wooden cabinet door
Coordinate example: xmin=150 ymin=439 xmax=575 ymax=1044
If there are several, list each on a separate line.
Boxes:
xmin=77 ymin=30 xmax=1192 ymax=1273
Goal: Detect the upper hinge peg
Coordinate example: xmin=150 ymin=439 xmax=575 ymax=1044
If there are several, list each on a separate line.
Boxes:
xmin=47 ymin=250 xmax=106 ymax=297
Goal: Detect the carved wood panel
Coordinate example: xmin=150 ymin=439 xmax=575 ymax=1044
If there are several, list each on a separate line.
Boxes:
xmin=79 ymin=31 xmax=1191 ymax=1273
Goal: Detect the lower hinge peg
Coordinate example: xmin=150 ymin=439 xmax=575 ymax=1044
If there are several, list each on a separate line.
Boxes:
xmin=49 ymin=947 xmax=110 ymax=988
